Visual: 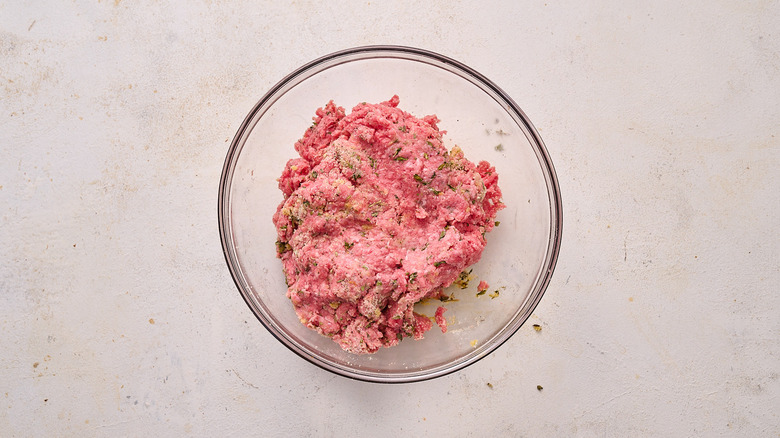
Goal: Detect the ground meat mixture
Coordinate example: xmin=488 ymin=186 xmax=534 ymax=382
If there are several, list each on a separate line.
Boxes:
xmin=273 ymin=96 xmax=504 ymax=354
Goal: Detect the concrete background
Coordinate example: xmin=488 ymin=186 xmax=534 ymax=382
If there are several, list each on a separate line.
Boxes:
xmin=1 ymin=1 xmax=778 ymax=436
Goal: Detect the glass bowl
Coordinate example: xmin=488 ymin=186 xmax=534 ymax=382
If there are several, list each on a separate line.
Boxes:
xmin=218 ymin=46 xmax=562 ymax=383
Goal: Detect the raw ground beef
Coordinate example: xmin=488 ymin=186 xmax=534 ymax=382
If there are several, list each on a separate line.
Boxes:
xmin=273 ymin=96 xmax=504 ymax=354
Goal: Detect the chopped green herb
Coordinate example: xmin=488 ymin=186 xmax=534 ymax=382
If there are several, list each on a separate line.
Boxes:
xmin=413 ymin=174 xmax=424 ymax=183
xmin=439 ymin=294 xmax=458 ymax=302
xmin=476 ymin=290 xmax=486 ymax=296
xmin=434 ymin=260 xmax=446 ymax=267
xmin=344 ymin=241 xmax=355 ymax=250
xmin=406 ymin=272 xmax=418 ymax=283
xmin=494 ymin=221 xmax=501 ymax=227
xmin=392 ymin=147 xmax=408 ymax=161
xmin=489 ymin=290 xmax=500 ymax=299
xmin=454 ymin=269 xmax=473 ymax=289
xmin=495 ymin=143 xmax=504 ymax=151
xmin=276 ymin=240 xmax=292 ymax=254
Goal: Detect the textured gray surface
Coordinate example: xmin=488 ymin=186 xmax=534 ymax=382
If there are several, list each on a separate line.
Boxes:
xmin=2 ymin=1 xmax=778 ymax=436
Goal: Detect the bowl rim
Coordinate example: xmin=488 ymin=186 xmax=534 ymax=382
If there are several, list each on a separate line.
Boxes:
xmin=218 ymin=45 xmax=563 ymax=383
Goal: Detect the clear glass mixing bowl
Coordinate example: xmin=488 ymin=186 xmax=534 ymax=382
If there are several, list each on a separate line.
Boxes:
xmin=218 ymin=46 xmax=562 ymax=383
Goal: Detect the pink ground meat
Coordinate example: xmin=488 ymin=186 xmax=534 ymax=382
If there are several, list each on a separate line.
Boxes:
xmin=273 ymin=96 xmax=504 ymax=354
xmin=434 ymin=306 xmax=448 ymax=334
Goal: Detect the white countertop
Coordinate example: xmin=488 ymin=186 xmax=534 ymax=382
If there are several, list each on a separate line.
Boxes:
xmin=2 ymin=1 xmax=778 ymax=436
